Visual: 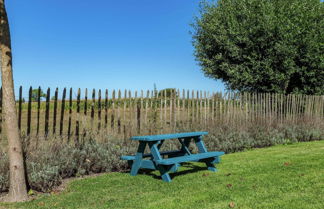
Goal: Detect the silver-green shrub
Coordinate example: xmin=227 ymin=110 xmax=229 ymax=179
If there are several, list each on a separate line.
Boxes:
xmin=0 ymin=124 xmax=322 ymax=193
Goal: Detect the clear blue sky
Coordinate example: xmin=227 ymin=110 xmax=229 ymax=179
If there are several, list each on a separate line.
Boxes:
xmin=5 ymin=0 xmax=225 ymax=98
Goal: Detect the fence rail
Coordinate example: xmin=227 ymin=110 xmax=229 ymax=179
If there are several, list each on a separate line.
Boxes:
xmin=0 ymin=86 xmax=323 ymax=142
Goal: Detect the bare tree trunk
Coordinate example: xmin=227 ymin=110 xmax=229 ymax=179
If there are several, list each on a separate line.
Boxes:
xmin=0 ymin=0 xmax=28 ymax=202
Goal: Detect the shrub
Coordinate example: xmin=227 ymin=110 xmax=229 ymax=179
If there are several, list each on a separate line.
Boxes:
xmin=0 ymin=137 xmax=137 ymax=193
xmin=204 ymin=125 xmax=323 ymax=153
xmin=0 ymin=151 xmax=9 ymax=192
xmin=0 ymin=124 xmax=322 ymax=193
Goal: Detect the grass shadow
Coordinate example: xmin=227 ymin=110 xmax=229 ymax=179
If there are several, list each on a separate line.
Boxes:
xmin=122 ymin=162 xmax=208 ymax=180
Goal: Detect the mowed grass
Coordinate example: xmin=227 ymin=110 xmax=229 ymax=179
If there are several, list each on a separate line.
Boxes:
xmin=2 ymin=140 xmax=324 ymax=209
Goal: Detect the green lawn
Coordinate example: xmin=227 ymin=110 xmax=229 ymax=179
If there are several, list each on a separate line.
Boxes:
xmin=2 ymin=140 xmax=324 ymax=209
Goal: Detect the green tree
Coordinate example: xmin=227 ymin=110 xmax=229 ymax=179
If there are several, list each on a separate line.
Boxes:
xmin=192 ymin=0 xmax=324 ymax=94
xmin=31 ymin=88 xmax=46 ymax=102
xmin=158 ymin=88 xmax=178 ymax=98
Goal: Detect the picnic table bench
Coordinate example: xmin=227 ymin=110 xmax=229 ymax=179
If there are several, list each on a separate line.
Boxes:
xmin=121 ymin=132 xmax=224 ymax=182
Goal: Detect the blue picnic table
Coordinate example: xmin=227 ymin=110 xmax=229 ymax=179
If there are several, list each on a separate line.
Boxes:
xmin=121 ymin=132 xmax=224 ymax=182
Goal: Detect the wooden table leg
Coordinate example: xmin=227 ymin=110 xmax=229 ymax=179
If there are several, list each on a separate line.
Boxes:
xmin=178 ymin=138 xmax=192 ymax=155
xmin=149 ymin=141 xmax=172 ymax=182
xmin=194 ymin=136 xmax=217 ymax=172
xmin=130 ymin=141 xmax=146 ymax=176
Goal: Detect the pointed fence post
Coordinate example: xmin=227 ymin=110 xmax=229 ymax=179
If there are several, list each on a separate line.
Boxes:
xmin=18 ymin=86 xmax=22 ymax=131
xmin=44 ymin=87 xmax=50 ymax=138
xmin=105 ymin=89 xmax=108 ymax=131
xmin=36 ymin=87 xmax=41 ymax=136
xmin=27 ymin=87 xmax=32 ymax=136
xmin=60 ymin=88 xmax=66 ymax=137
xmin=67 ymin=88 xmax=72 ymax=141
xmin=98 ymin=89 xmax=102 ymax=133
xmin=53 ymin=88 xmax=58 ymax=135
xmin=75 ymin=88 xmax=81 ymax=144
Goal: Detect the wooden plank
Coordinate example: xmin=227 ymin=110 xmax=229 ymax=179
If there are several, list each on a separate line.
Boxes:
xmin=275 ymin=93 xmax=278 ymax=122
xmin=196 ymin=91 xmax=200 ymax=124
xmin=44 ymin=87 xmax=50 ymax=138
xmin=52 ymin=88 xmax=58 ymax=135
xmin=27 ymin=86 xmax=32 ymax=136
xmin=207 ymin=92 xmax=211 ymax=127
xmin=105 ymin=89 xmax=108 ymax=130
xmin=269 ymin=93 xmax=273 ymax=124
xmin=186 ymin=90 xmax=190 ymax=127
xmin=171 ymin=90 xmax=175 ymax=131
xmin=118 ymin=90 xmax=121 ymax=134
xmin=140 ymin=90 xmax=144 ymax=134
xmin=59 ymin=88 xmax=66 ymax=136
xmin=287 ymin=94 xmax=291 ymax=121
xmin=129 ymin=90 xmax=133 ymax=131
xmin=182 ymin=89 xmax=185 ymax=126
xmin=123 ymin=89 xmax=127 ymax=123
xmin=84 ymin=88 xmax=88 ymax=116
xmin=91 ymin=89 xmax=95 ymax=124
xmin=159 ymin=90 xmax=163 ymax=131
xmin=245 ymin=92 xmax=249 ymax=123
xmin=36 ymin=87 xmax=41 ymax=135
xmin=191 ymin=90 xmax=195 ymax=125
xmin=111 ymin=90 xmax=115 ymax=131
xmin=280 ymin=94 xmax=286 ymax=123
xmin=18 ymin=86 xmax=22 ymax=130
xmin=137 ymin=96 xmax=141 ymax=134
xmin=174 ymin=89 xmax=178 ymax=130
xmin=163 ymin=89 xmax=167 ymax=127
xmin=292 ymin=94 xmax=296 ymax=123
xmin=211 ymin=92 xmax=215 ymax=124
xmin=204 ymin=91 xmax=207 ymax=127
xmin=297 ymin=94 xmax=302 ymax=120
xmin=82 ymin=88 xmax=88 ymax=137
xmin=98 ymin=89 xmax=102 ymax=132
xmin=297 ymin=94 xmax=302 ymax=122
xmin=122 ymin=90 xmax=126 ymax=137
xmin=132 ymin=132 xmax=209 ymax=141
xmin=67 ymin=88 xmax=72 ymax=141
xmin=145 ymin=90 xmax=149 ymax=131
xmin=157 ymin=151 xmax=224 ymax=165
xmin=250 ymin=93 xmax=254 ymax=123
xmin=75 ymin=88 xmax=81 ymax=143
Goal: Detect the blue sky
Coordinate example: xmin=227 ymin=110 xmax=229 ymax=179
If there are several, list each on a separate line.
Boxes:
xmin=5 ymin=0 xmax=225 ymax=98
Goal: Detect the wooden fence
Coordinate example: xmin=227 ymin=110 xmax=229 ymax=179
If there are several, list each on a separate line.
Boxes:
xmin=0 ymin=86 xmax=323 ymax=143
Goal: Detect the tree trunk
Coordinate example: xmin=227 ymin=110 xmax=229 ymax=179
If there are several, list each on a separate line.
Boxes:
xmin=0 ymin=0 xmax=28 ymax=202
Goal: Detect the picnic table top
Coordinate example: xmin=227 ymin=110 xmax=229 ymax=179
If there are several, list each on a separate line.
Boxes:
xmin=130 ymin=132 xmax=208 ymax=141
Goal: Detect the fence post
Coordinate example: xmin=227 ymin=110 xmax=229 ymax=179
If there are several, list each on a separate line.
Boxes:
xmin=75 ymin=88 xmax=81 ymax=144
xmin=137 ymin=96 xmax=141 ymax=134
xmin=18 ymin=86 xmax=22 ymax=130
xmin=111 ymin=90 xmax=115 ymax=132
xmin=117 ymin=90 xmax=121 ymax=134
xmin=67 ymin=88 xmax=72 ymax=141
xmin=91 ymin=89 xmax=96 ymax=131
xmin=105 ymin=89 xmax=108 ymax=130
xmin=53 ymin=88 xmax=58 ymax=135
xmin=98 ymin=89 xmax=102 ymax=133
xmin=60 ymin=88 xmax=66 ymax=137
xmin=44 ymin=87 xmax=50 ymax=138
xmin=27 ymin=86 xmax=32 ymax=136
xmin=36 ymin=87 xmax=41 ymax=136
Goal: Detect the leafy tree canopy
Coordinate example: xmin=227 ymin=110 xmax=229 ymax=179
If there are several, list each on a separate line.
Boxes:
xmin=31 ymin=89 xmax=46 ymax=101
xmin=192 ymin=0 xmax=324 ymax=94
xmin=158 ymin=88 xmax=178 ymax=98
